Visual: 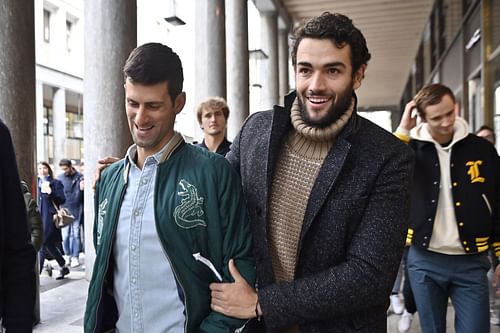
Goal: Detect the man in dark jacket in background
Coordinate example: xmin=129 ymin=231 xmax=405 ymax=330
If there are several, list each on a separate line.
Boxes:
xmin=0 ymin=120 xmax=36 ymax=332
xmin=58 ymin=158 xmax=83 ymax=268
xmin=209 ymin=12 xmax=414 ymax=332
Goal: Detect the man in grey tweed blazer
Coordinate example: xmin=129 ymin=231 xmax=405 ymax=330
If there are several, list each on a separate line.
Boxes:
xmin=209 ymin=12 xmax=414 ymax=332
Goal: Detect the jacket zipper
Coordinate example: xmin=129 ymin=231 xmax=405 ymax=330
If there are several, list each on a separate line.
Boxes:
xmin=158 ymin=233 xmax=189 ymax=332
xmin=92 ymin=184 xmax=127 ymax=333
xmin=153 ymin=179 xmax=190 ymax=332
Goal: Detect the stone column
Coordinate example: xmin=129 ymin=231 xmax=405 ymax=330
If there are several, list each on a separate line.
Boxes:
xmin=225 ymin=0 xmax=249 ymax=141
xmin=0 ymin=1 xmax=36 ymax=185
xmin=83 ymin=0 xmax=136 ymax=278
xmin=36 ymin=81 xmax=46 ymax=163
xmin=278 ymin=28 xmax=290 ymax=102
xmin=260 ymin=11 xmax=279 ymax=110
xmin=52 ymin=87 xmax=66 ymax=166
xmin=195 ymin=0 xmax=226 ymax=141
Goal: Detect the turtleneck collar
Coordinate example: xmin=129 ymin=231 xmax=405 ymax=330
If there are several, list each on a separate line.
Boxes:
xmin=286 ymin=96 xmax=355 ymax=160
xmin=290 ymin=96 xmax=355 ymax=142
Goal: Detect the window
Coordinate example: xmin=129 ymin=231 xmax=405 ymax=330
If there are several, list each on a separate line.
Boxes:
xmin=66 ymin=20 xmax=72 ymax=52
xmin=43 ymin=10 xmax=50 ymax=43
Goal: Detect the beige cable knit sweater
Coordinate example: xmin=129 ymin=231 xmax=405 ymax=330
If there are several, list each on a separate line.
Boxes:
xmin=267 ymin=98 xmax=354 ymax=283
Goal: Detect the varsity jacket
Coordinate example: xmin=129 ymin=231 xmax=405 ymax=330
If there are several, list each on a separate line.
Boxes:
xmin=84 ymin=136 xmax=255 ymax=333
xmin=397 ymin=119 xmax=500 ymax=255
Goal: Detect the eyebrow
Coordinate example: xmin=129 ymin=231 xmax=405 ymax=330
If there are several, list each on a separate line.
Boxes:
xmin=297 ymin=61 xmax=346 ymax=68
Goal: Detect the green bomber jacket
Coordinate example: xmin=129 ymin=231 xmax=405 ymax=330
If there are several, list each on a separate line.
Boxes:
xmin=84 ymin=137 xmax=255 ymax=333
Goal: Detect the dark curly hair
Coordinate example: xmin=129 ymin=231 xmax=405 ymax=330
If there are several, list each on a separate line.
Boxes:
xmin=291 ymin=12 xmax=371 ymax=75
xmin=123 ymin=43 xmax=183 ymax=103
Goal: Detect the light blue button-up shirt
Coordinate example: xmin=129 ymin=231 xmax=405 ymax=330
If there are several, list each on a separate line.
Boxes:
xmin=113 ymin=141 xmax=185 ymax=333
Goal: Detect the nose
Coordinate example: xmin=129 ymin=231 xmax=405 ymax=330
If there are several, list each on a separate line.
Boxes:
xmin=134 ymin=105 xmax=148 ymax=125
xmin=309 ymin=72 xmax=326 ymax=92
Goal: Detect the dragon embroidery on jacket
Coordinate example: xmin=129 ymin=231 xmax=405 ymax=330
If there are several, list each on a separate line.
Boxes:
xmin=174 ymin=179 xmax=206 ymax=229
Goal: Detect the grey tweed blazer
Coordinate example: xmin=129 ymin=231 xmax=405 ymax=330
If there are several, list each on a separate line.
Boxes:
xmin=226 ymin=91 xmax=414 ymax=333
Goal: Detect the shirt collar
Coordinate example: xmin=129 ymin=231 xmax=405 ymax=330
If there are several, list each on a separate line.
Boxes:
xmin=125 ymin=132 xmax=185 ymax=168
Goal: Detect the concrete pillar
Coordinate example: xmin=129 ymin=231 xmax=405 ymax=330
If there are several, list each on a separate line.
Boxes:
xmin=53 ymin=87 xmax=66 ymax=166
xmin=259 ymin=11 xmax=279 ymax=110
xmin=83 ymin=0 xmax=136 ymax=278
xmin=0 ymin=1 xmax=36 ymax=185
xmin=195 ymin=0 xmax=226 ymax=141
xmin=36 ymin=81 xmax=46 ymax=163
xmin=225 ymin=0 xmax=249 ymax=141
xmin=278 ymin=28 xmax=290 ymax=102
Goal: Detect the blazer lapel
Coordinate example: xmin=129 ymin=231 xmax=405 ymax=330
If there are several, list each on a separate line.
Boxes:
xmin=262 ymin=105 xmax=293 ymax=223
xmin=299 ymin=116 xmax=355 ymax=245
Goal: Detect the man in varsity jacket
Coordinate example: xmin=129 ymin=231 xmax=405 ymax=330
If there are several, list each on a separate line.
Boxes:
xmin=394 ymin=83 xmax=500 ymax=333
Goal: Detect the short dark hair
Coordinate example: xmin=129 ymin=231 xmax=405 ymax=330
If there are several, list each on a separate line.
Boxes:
xmin=291 ymin=12 xmax=371 ymax=75
xmin=59 ymin=158 xmax=72 ymax=167
xmin=476 ymin=125 xmax=494 ymax=134
xmin=196 ymin=97 xmax=230 ymax=125
xmin=414 ymin=83 xmax=456 ymax=120
xmin=123 ymin=42 xmax=184 ymax=102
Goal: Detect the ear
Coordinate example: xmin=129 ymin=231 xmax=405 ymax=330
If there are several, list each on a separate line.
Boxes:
xmin=173 ymin=92 xmax=186 ymax=115
xmin=353 ymin=65 xmax=366 ymax=90
xmin=454 ymin=102 xmax=459 ymax=115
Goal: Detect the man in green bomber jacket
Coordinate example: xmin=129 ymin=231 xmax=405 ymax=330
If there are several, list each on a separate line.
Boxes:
xmin=84 ymin=43 xmax=255 ymax=333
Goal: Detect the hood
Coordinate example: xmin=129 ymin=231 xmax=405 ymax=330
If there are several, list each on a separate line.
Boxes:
xmin=412 ymin=116 xmax=469 ymax=147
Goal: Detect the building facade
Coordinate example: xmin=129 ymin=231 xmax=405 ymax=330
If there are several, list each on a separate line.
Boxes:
xmin=400 ymin=0 xmax=500 ymax=151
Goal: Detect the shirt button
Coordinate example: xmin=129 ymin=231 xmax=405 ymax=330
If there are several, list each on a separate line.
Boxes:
xmin=459 ymin=222 xmax=464 ymax=227
xmin=135 ymin=312 xmax=138 ymax=317
xmin=455 ymin=202 xmax=461 ymax=207
xmin=431 ymin=200 xmax=436 ymax=203
xmin=433 ymin=181 xmax=438 ymax=185
xmin=453 ymin=182 xmax=458 ymax=187
xmin=463 ymin=241 xmax=468 ymax=245
xmin=135 ymin=210 xmax=140 ymax=216
xmin=142 ymin=179 xmax=148 ymax=184
xmin=428 ymin=218 xmax=432 ymax=222
xmin=422 ymin=243 xmax=427 ymax=247
xmin=132 ymin=278 xmax=136 ymax=284
xmin=131 ymin=245 xmax=136 ymax=251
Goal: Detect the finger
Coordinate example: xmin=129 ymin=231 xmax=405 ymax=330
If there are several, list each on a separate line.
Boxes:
xmin=209 ymin=282 xmax=227 ymax=292
xmin=208 ymin=282 xmax=224 ymax=292
xmin=228 ymin=259 xmax=243 ymax=282
xmin=98 ymin=156 xmax=119 ymax=164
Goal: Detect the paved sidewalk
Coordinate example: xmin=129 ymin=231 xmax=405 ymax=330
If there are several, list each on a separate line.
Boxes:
xmin=34 ymin=258 xmax=87 ymax=333
xmin=32 ymin=257 xmax=500 ymax=332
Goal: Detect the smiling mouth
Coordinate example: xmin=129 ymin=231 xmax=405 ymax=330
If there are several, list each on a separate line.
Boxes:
xmin=307 ymin=96 xmax=331 ymax=104
xmin=136 ymin=125 xmax=154 ymax=132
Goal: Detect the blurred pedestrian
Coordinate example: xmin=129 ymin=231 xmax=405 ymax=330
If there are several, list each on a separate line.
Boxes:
xmin=476 ymin=125 xmax=496 ymax=145
xmin=21 ymin=180 xmax=43 ymax=252
xmin=37 ymin=161 xmax=69 ymax=280
xmin=58 ymin=158 xmax=83 ymax=267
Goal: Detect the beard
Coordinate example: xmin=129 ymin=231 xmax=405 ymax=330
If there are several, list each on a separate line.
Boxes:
xmin=298 ymin=86 xmax=353 ymax=128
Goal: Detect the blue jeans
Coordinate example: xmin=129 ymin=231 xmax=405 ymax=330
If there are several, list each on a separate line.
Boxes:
xmin=61 ymin=219 xmax=81 ymax=258
xmin=407 ymin=246 xmax=490 ymax=333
